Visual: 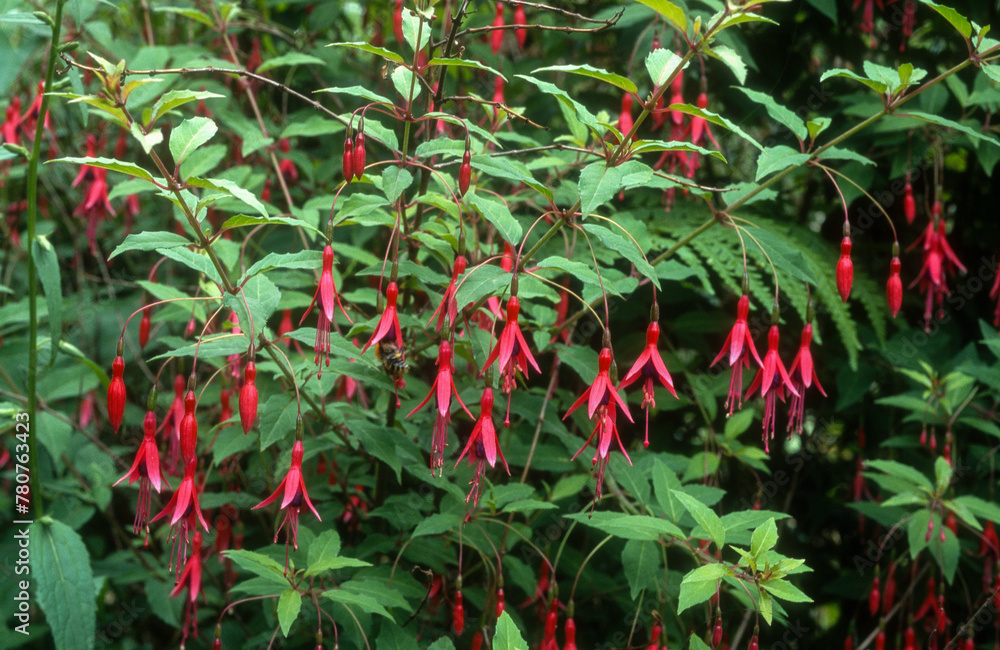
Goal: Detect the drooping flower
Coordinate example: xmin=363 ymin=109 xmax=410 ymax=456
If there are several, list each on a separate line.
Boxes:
xmin=853 ymin=0 xmax=884 ymax=45
xmin=170 ymin=530 xmax=204 ymax=646
xmin=252 ymin=438 xmax=321 ymax=568
xmin=887 ymin=246 xmax=903 ymax=318
xmin=407 ymin=341 xmax=473 ymax=476
xmin=618 ymin=93 xmax=634 ymax=141
xmin=710 ymin=289 xmax=763 ymax=416
xmin=454 ymin=387 xmax=509 ymax=510
xmin=490 ymin=2 xmax=505 ymax=54
xmin=903 ymin=175 xmax=916 ymax=224
xmin=239 ymin=361 xmax=258 ymax=435
xmin=2 ymin=97 xmax=22 ymax=146
xmin=482 ymin=295 xmax=541 ymax=424
xmin=362 ymin=281 xmax=403 ymax=354
xmin=837 ymin=232 xmax=854 ymax=302
xmin=107 ymin=351 xmax=126 ymax=433
xmin=618 ymin=319 xmax=677 ymax=447
xmin=908 ymin=207 xmax=967 ymax=331
xmin=278 ymin=138 xmax=298 ymax=182
xmin=165 ymin=374 xmax=185 ymax=474
xmin=514 ymin=3 xmax=527 ymax=48
xmin=302 ymin=244 xmax=352 ymax=374
xmin=745 ymin=321 xmax=799 ymax=453
xmin=179 ymin=389 xmax=198 ymax=464
xmin=486 ymin=242 xmax=514 ymax=322
xmin=114 ymin=409 xmax=168 ymax=545
xmin=151 ymin=457 xmax=210 ymax=574
xmin=786 ymin=319 xmax=826 ymax=436
xmin=72 ymin=134 xmax=114 ymax=255
xmin=429 ymin=256 xmax=466 ymax=332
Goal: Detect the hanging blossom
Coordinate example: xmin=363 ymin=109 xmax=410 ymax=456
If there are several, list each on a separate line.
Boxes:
xmin=482 ymin=294 xmax=541 ymax=425
xmin=170 ymin=530 xmax=204 ymax=646
xmin=564 ymin=347 xmax=634 ymax=503
xmin=302 ymin=244 xmax=352 ymax=375
xmin=165 ymin=374 xmax=185 ymax=475
xmin=786 ymin=309 xmax=826 ymax=436
xmin=908 ymin=204 xmax=967 ymax=331
xmin=618 ymin=317 xmax=678 ymax=448
xmin=362 ymin=280 xmax=406 ymax=401
xmin=407 ymin=341 xmax=472 ymax=477
xmin=114 ymin=409 xmax=168 ymax=545
xmin=744 ymin=317 xmax=799 ymax=453
xmin=151 ymin=457 xmax=210 ymax=572
xmin=252 ymin=438 xmax=321 ymax=571
xmin=711 ymin=287 xmax=763 ymax=416
xmin=454 ymin=387 xmax=509 ymax=511
xmin=428 ymin=255 xmax=466 ymax=332
xmin=71 ymin=134 xmax=114 ymax=255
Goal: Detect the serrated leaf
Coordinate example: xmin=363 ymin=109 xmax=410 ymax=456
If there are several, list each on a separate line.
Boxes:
xmin=314 ymin=85 xmax=393 ymax=105
xmin=750 ymin=518 xmax=778 ymax=559
xmin=735 ymin=87 xmax=808 ymax=140
xmin=668 ymin=103 xmax=764 ymax=150
xmin=564 ymin=511 xmax=684 ymax=541
xmin=742 ymin=224 xmax=820 ymax=286
xmin=755 ymin=145 xmax=811 ymax=181
xmin=677 ymin=575 xmax=718 ymax=614
xmin=187 ymin=176 xmax=268 ymax=218
xmin=324 ymin=587 xmax=395 ymax=621
xmin=865 ymin=459 xmax=933 ymax=491
xmin=49 ymin=156 xmax=155 ymax=182
xmin=391 ymin=66 xmax=421 ymax=102
xmin=455 ymin=263 xmax=510 ymax=311
xmin=148 ymin=89 xmax=224 ymax=126
xmin=157 ymin=246 xmax=223 ymax=285
xmin=427 ymin=57 xmax=505 ymax=80
xmin=224 ymin=549 xmax=289 ymax=585
xmin=382 ymin=166 xmax=414 ymax=204
xmin=494 ymin=611 xmax=529 ymax=650
xmin=709 ymin=44 xmax=747 ymax=84
xmin=169 ymin=116 xmax=218 ymax=167
xmin=533 ymin=64 xmax=638 ymax=94
xmin=219 ymin=214 xmax=322 ymax=236
xmin=897 ymin=110 xmax=1000 ymax=148
xmin=257 ymin=52 xmax=325 ymax=73
xmin=645 ymin=48 xmax=687 ymax=87
xmin=819 ymin=68 xmax=887 ymax=94
xmin=633 ymin=0 xmax=687 ymax=33
xmin=402 ymin=9 xmax=431 ymax=54
xmin=468 ymin=192 xmax=523 ymax=245
xmin=243 ymin=250 xmax=323 ymax=281
xmin=622 ymin=539 xmax=660 ymax=600
xmin=327 ymin=41 xmax=404 ymax=64
xmin=672 ymin=489 xmax=726 ymax=549
xmin=33 ymin=519 xmax=96 ymax=650
xmin=581 ymin=223 xmax=660 ymax=290
xmin=920 ymin=0 xmax=972 ymax=38
xmin=277 ymin=589 xmax=301 ymax=637
xmin=129 ymin=121 xmax=163 ymax=154
xmin=259 ymin=394 xmax=298 ymax=451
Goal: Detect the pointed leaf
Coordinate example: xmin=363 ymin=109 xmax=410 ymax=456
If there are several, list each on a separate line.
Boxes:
xmin=169 ymin=116 xmax=218 ymax=167
xmin=277 ymin=589 xmax=302 ymax=637
xmin=533 ymin=64 xmax=638 ymax=94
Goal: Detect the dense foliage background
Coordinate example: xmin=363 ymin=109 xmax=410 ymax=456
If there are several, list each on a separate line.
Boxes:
xmin=4 ymin=0 xmax=1000 ymax=649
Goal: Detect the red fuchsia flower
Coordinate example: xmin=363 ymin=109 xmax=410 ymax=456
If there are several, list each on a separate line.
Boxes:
xmin=252 ymin=438 xmax=321 ymax=566
xmin=21 ymin=81 xmax=53 ymax=139
xmin=903 ymin=175 xmax=916 ymax=224
xmin=493 ymin=75 xmax=506 ymax=112
xmin=407 ymin=341 xmax=473 ymax=476
xmin=342 ymin=133 xmax=354 ymax=181
xmin=107 ymin=350 xmax=126 ymax=433
xmin=219 ymin=387 xmax=232 ymax=427
xmin=240 ymin=361 xmax=258 ymax=435
xmin=618 ymin=93 xmax=634 ymax=142
xmin=2 ymin=97 xmax=22 ymax=146
xmin=454 ymin=387 xmax=509 ymax=510
xmin=170 ymin=530 xmax=204 ymax=645
xmin=618 ymin=318 xmax=678 ymax=448
xmin=482 ymin=295 xmax=541 ymax=424
xmin=853 ymin=0 xmax=884 ymax=45
xmin=392 ymin=0 xmax=405 ymax=46
xmin=114 ymin=409 xmax=168 ymax=545
xmin=362 ymin=281 xmax=406 ymax=398
xmin=899 ymin=1 xmax=917 ymax=51
xmin=786 ymin=318 xmax=826 ymax=436
xmin=72 ymin=134 xmax=114 ymax=255
xmin=745 ymin=319 xmax=800 ymax=453
xmin=453 ymin=588 xmax=465 ymax=635
xmin=302 ymin=244 xmax=352 ymax=375
xmin=908 ymin=207 xmax=967 ymax=331
xmin=514 ymin=3 xmax=527 ymax=48
xmin=887 ymin=245 xmax=903 ymax=318
xmin=353 ymin=130 xmax=366 ymax=179
xmin=429 ymin=256 xmax=466 ymax=332
xmin=179 ymin=389 xmax=198 ymax=464
xmin=669 ymin=60 xmax=685 ymax=126
xmin=165 ymin=375 xmax=185 ymax=473
xmin=490 ymin=2 xmax=505 ymax=54
xmin=486 ymin=242 xmax=515 ymax=322
xmin=152 ymin=457 xmax=210 ymax=572
xmin=565 ymin=347 xmax=634 ymax=501
xmin=711 ymin=288 xmax=763 ymax=416
xmin=837 ymin=228 xmax=854 ymax=302
xmin=458 ymin=149 xmax=472 ymax=197
xmin=278 ymin=138 xmax=298 ymax=181
xmin=563 ymin=617 xmax=577 ymax=650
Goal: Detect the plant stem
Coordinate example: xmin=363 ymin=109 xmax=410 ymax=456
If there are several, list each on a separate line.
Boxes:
xmin=26 ymin=0 xmax=66 ymax=519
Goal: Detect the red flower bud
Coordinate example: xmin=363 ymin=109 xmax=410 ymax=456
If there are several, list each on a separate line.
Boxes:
xmin=712 ymin=617 xmax=723 ymax=647
xmin=925 ymin=518 xmax=934 ymax=543
xmin=564 ymin=617 xmax=577 ymax=650
xmin=837 ymin=236 xmax=853 ymax=302
xmin=393 ymin=0 xmax=404 ymax=46
xmin=904 ymin=182 xmax=916 ymax=224
xmin=453 ymin=590 xmax=465 ymax=635
xmin=343 ymin=136 xmax=354 ymax=181
xmin=352 ymin=133 xmax=366 ymax=180
xmin=749 ymin=635 xmax=758 ymax=650
xmin=139 ymin=311 xmax=151 ymax=350
xmin=459 ymin=149 xmax=472 ymax=197
xmin=868 ymin=577 xmax=880 ymax=616
xmin=887 ymin=256 xmax=902 ymax=318
xmin=180 ymin=390 xmax=198 ymax=464
xmin=875 ymin=631 xmax=885 ymax=650
xmin=496 ymin=587 xmax=505 ymax=617
xmin=514 ymin=4 xmax=527 ymax=48
xmin=240 ymin=362 xmax=258 ymax=435
xmin=490 ymin=3 xmax=504 ymax=54
xmin=108 ymin=355 xmax=126 ymax=433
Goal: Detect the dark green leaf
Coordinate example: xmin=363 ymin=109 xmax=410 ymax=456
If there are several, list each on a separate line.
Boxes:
xmin=33 ymin=236 xmax=62 ymax=361
xmin=32 ymin=518 xmax=96 ymax=650
xmin=49 ymin=156 xmax=155 ymax=182
xmin=277 ymin=589 xmax=301 ymax=637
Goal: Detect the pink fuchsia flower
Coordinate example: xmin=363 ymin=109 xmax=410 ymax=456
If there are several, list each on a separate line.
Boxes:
xmin=428 ymin=256 xmax=466 ymax=332
xmin=252 ymin=438 xmax=321 ymax=568
xmin=170 ymin=530 xmax=204 ymax=645
xmin=278 ymin=138 xmax=298 ymax=181
xmin=454 ymin=387 xmax=509 ymax=511
xmin=362 ymin=281 xmax=403 ymax=353
xmin=786 ymin=319 xmax=826 ymax=436
xmin=744 ymin=321 xmax=799 ymax=453
xmin=152 ymin=457 xmax=210 ymax=532
xmin=2 ymin=97 xmax=22 ymax=146
xmin=564 ymin=347 xmax=633 ymax=423
xmin=114 ymin=409 xmax=169 ymax=545
xmin=908 ymin=206 xmax=966 ymax=331
xmin=618 ymin=319 xmax=678 ymax=448
xmin=407 ymin=341 xmax=473 ymax=476
xmin=482 ymin=295 xmax=541 ymax=424
xmin=710 ymin=289 xmax=763 ymax=416
xmin=302 ymin=244 xmax=352 ymax=375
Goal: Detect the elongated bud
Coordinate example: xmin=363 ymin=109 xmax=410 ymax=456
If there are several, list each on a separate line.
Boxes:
xmin=712 ymin=614 xmax=723 ymax=648
xmin=869 ymin=576 xmax=880 ymax=616
xmin=490 ymin=3 xmax=504 ymax=54
xmin=180 ymin=390 xmax=198 ymax=463
xmin=904 ymin=181 xmax=916 ymax=224
xmin=837 ymin=232 xmax=853 ymax=302
xmin=875 ymin=631 xmax=885 ymax=650
xmin=458 ymin=149 xmax=472 ymax=197
xmin=496 ymin=587 xmax=505 ymax=617
xmin=452 ymin=590 xmax=464 ymax=635
xmin=342 ymin=135 xmax=354 ymax=181
xmin=514 ymin=3 xmax=527 ymax=48
xmin=926 ymin=518 xmax=935 ymax=542
xmin=139 ymin=310 xmax=151 ymax=350
xmin=240 ymin=362 xmax=258 ymax=435
xmin=108 ymin=354 xmax=126 ymax=433
xmin=887 ymin=245 xmax=902 ymax=317
xmin=352 ymin=132 xmax=366 ymax=180
xmin=564 ymin=617 xmax=577 ymax=650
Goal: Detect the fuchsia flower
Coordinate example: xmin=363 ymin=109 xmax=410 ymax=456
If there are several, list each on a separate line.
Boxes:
xmin=152 ymin=457 xmax=210 ymax=573
xmin=565 ymin=347 xmax=634 ymax=502
xmin=302 ymin=244 xmax=352 ymax=375
xmin=170 ymin=530 xmax=203 ymax=645
xmin=744 ymin=322 xmax=799 ymax=453
xmin=407 ymin=341 xmax=473 ymax=476
xmin=114 ymin=409 xmax=168 ymax=545
xmin=786 ymin=321 xmax=826 ymax=436
xmin=486 ymin=243 xmax=514 ymax=322
xmin=429 ymin=256 xmax=466 ymax=332
xmin=908 ymin=206 xmax=967 ymax=331
xmin=2 ymin=97 xmax=22 ymax=146
xmin=278 ymin=138 xmax=298 ymax=181
xmin=711 ymin=291 xmax=763 ymax=416
xmin=618 ymin=321 xmax=677 ymax=448
xmin=482 ymin=295 xmax=541 ymax=424
xmin=165 ymin=374 xmax=185 ymax=474
xmin=455 ymin=387 xmax=509 ymax=510
xmin=362 ymin=281 xmax=402 ymax=354
xmin=852 ymin=0 xmax=884 ymax=44
xmin=72 ymin=134 xmax=114 ymax=255
xmin=252 ymin=439 xmax=321 ymax=567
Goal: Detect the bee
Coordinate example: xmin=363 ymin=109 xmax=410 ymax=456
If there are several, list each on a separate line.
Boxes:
xmin=375 ymin=340 xmax=409 ymax=379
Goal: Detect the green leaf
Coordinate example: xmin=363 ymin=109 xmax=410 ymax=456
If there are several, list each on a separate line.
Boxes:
xmin=308 ymin=530 xmax=342 ymax=567
xmin=672 ymin=489 xmax=726 ymax=549
xmin=678 ymin=573 xmax=720 ymax=614
xmin=750 ymin=518 xmax=778 ymax=559
xmin=427 ymin=57 xmax=505 ymax=80
xmin=402 ymin=9 xmax=431 ymax=54
xmin=865 ymin=459 xmax=933 ymax=492
xmin=259 ymin=393 xmax=298 ymax=451
xmin=382 ymin=166 xmax=414 ymax=204
xmin=157 ymin=246 xmax=223 ymax=285
xmin=533 ymin=64 xmax=638 ymax=94
xmin=33 ymin=236 xmax=62 ymax=361
xmin=709 ymin=45 xmax=747 ymax=85
xmin=633 ymin=0 xmax=687 ymax=33
xmin=755 ymin=145 xmax=811 ymax=181
xmin=759 ymin=589 xmax=774 ymax=624
xmin=257 ymin=52 xmax=325 ymax=73
xmin=391 ymin=66 xmax=421 ymax=102
xmin=934 ymin=456 xmax=953 ymax=494
xmin=219 ymin=214 xmax=322 ymax=236
xmin=863 ymin=60 xmax=902 ymax=93
xmin=582 ymin=223 xmax=661 ymax=290
xmin=622 ymin=540 xmax=661 ymax=600
xmin=169 ymin=116 xmax=218 ymax=167
xmin=564 ymin=511 xmax=684 ymax=541
xmin=468 ymin=192 xmax=523 ymax=243
xmin=735 ymin=87 xmax=808 ymax=140
xmin=645 ymin=48 xmax=687 ymax=87
xmin=412 ymin=512 xmax=462 ymax=538
xmin=327 ymin=41 xmax=404 ymax=65
xmin=682 ymin=562 xmax=729 ymax=584
xmin=689 ymin=635 xmax=713 ymax=650
xmin=187 ymin=176 xmax=268 ymax=218
xmin=454 ymin=263 xmax=510 ymax=311
xmin=49 ymin=156 xmax=155 ymax=182
xmin=667 ymin=103 xmax=764 ymax=150
xmin=129 ymin=121 xmax=163 ymax=154
xmin=324 ymin=587 xmax=395 ymax=621
xmin=920 ymin=0 xmax=972 ymax=39
xmin=742 ymin=224 xmax=820 ymax=286
xmin=224 ymin=549 xmax=289 ymax=585
xmin=277 ymin=589 xmax=301 ymax=637
xmin=494 ymin=611 xmax=529 ymax=650
xmin=243 ymin=250 xmax=323 ymax=281
xmin=819 ymin=68 xmax=887 ymax=94
xmin=148 ymin=89 xmax=224 ymax=126
xmin=32 ymin=519 xmax=96 ymax=650
xmin=314 ymin=85 xmax=393 ymax=105
xmin=897 ymin=110 xmax=1000 ymax=148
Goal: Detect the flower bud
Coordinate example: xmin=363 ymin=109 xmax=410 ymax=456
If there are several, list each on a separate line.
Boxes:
xmin=240 ymin=362 xmax=258 ymax=435
xmin=342 ymin=136 xmax=354 ymax=181
xmin=352 ymin=133 xmax=366 ymax=180
xmin=887 ymin=254 xmax=902 ymax=318
xmin=458 ymin=149 xmax=472 ymax=197
xmin=837 ymin=235 xmax=853 ymax=302
xmin=452 ymin=590 xmax=464 ymax=635
xmin=139 ymin=311 xmax=151 ymax=350
xmin=108 ymin=355 xmax=126 ymax=433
